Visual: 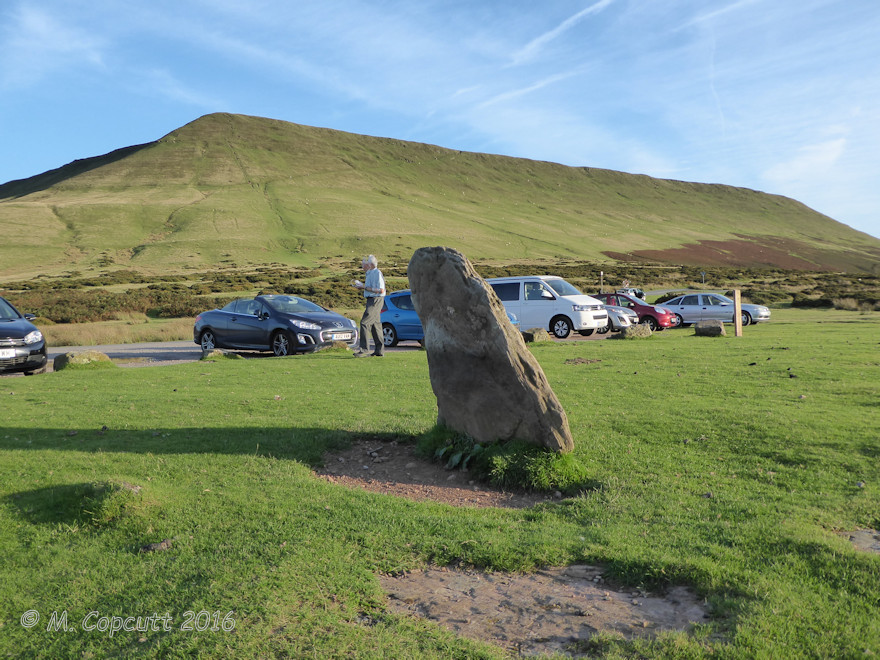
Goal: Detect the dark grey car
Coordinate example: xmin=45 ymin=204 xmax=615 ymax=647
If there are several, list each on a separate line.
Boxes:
xmin=0 ymin=296 xmax=48 ymax=375
xmin=193 ymin=295 xmax=358 ymax=355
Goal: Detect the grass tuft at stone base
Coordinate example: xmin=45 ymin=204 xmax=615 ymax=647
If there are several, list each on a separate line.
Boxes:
xmin=417 ymin=426 xmax=595 ymax=495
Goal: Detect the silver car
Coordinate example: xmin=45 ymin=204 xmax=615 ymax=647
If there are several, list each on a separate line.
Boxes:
xmin=663 ymin=293 xmax=771 ymax=326
xmin=600 ymin=304 xmax=638 ymax=333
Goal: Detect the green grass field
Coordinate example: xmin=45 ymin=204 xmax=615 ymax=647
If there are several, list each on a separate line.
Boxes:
xmin=1 ymin=314 xmax=878 ymax=657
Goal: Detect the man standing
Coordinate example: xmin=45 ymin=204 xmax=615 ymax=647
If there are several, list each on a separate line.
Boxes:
xmin=352 ymin=254 xmax=386 ymax=357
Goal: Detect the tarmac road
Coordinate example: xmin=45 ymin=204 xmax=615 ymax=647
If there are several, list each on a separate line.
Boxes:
xmin=45 ymin=329 xmax=611 ymax=365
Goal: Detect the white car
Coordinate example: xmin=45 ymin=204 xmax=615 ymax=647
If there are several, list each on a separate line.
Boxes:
xmin=663 ymin=293 xmax=771 ymax=326
xmin=487 ymin=276 xmax=608 ymax=338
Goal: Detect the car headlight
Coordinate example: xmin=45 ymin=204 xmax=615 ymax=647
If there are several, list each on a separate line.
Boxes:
xmin=290 ymin=319 xmax=321 ymax=330
xmin=572 ymin=304 xmax=600 ymax=312
xmin=23 ymin=330 xmax=43 ymax=345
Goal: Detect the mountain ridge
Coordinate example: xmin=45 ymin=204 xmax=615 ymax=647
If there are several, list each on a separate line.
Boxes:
xmin=2 ymin=112 xmax=878 ymax=278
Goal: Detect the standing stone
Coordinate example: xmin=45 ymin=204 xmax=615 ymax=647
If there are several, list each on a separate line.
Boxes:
xmin=408 ymin=247 xmax=574 ymax=453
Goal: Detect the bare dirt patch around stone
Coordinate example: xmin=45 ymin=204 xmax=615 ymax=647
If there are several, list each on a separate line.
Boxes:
xmin=314 ymin=440 xmax=711 ymax=655
xmin=380 ymin=565 xmax=709 ymax=656
xmin=314 ymin=438 xmax=551 ymax=509
xmin=843 ymin=529 xmax=880 ymax=555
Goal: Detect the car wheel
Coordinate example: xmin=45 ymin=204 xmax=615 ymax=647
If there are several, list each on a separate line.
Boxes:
xmin=641 ymin=316 xmax=660 ymax=331
xmin=674 ymin=314 xmax=685 ymax=327
xmin=579 ymin=328 xmax=596 ymax=336
xmin=272 ymin=331 xmax=293 ymax=356
xmin=200 ymin=330 xmax=217 ymax=351
xmin=382 ymin=323 xmax=399 ymax=347
xmin=741 ymin=311 xmax=752 ymax=326
xmin=550 ymin=315 xmax=572 ymax=339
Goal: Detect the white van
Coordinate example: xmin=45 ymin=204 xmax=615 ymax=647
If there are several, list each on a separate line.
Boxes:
xmin=486 ymin=275 xmax=608 ymax=338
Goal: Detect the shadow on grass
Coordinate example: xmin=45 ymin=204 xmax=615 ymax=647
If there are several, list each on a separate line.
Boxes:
xmin=0 ymin=425 xmax=400 ymax=466
xmin=0 ymin=425 xmax=603 ymax=499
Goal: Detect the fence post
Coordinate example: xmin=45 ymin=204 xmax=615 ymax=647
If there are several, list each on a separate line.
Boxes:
xmin=734 ymin=289 xmax=743 ymax=337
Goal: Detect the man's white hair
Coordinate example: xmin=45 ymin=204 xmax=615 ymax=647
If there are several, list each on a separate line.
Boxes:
xmin=363 ymin=254 xmax=378 ymax=267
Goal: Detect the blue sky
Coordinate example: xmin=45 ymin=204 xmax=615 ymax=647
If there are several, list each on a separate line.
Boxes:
xmin=2 ymin=0 xmax=879 ymax=239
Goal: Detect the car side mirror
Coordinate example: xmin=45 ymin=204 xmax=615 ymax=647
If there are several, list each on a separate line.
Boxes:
xmin=541 ymin=291 xmax=554 ymax=300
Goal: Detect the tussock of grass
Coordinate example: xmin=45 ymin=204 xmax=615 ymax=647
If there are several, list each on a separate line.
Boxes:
xmin=417 ymin=426 xmax=594 ymax=494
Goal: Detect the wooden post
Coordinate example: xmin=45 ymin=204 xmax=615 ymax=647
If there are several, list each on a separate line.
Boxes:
xmin=733 ymin=289 xmax=743 ymax=337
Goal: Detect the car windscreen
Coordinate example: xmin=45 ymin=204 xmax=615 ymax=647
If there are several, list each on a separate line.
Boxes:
xmin=263 ymin=296 xmax=324 ymax=314
xmin=545 ymin=279 xmax=582 ymax=296
xmin=0 ymin=298 xmax=21 ymax=320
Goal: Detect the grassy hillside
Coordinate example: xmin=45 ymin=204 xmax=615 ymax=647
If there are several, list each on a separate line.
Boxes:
xmin=2 ymin=112 xmax=879 ymax=280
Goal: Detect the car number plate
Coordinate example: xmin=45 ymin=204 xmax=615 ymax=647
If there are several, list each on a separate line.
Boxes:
xmin=331 ymin=333 xmax=352 ymax=341
xmin=0 ymin=349 xmax=15 ymax=359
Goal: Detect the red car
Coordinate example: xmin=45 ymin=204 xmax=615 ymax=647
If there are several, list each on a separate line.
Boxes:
xmin=592 ymin=293 xmax=677 ymax=331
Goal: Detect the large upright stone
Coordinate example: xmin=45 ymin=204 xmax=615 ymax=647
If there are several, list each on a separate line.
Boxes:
xmin=408 ymin=247 xmax=574 ymax=453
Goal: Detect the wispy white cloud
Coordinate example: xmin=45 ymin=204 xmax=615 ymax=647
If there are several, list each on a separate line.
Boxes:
xmin=0 ymin=5 xmax=106 ymax=88
xmin=763 ymin=138 xmax=848 ymax=187
xmin=477 ymin=70 xmax=582 ymax=109
xmin=676 ymin=0 xmax=763 ymax=31
xmin=511 ymin=0 xmax=616 ymax=65
xmin=128 ymin=69 xmax=225 ymax=109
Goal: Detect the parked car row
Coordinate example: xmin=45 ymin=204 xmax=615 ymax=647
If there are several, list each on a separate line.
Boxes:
xmin=380 ymin=277 xmax=644 ymax=345
xmin=3 ymin=281 xmax=772 ymax=376
xmin=187 ymin=281 xmax=770 ymax=358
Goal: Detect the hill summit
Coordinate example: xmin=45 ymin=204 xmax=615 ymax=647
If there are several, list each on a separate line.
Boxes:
xmin=2 ymin=112 xmax=878 ymax=277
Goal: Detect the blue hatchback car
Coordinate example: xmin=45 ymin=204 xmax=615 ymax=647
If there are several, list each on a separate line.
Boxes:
xmin=380 ymin=290 xmax=519 ymax=347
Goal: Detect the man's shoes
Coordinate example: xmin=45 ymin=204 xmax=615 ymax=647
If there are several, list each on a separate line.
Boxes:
xmin=353 ymin=351 xmax=369 ymax=358
xmin=371 ymin=353 xmax=384 ymax=357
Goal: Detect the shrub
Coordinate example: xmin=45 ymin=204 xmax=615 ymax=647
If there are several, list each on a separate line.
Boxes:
xmin=832 ymin=298 xmax=860 ymax=311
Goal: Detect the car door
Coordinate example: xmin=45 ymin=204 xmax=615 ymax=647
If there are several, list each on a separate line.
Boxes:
xmin=226 ymin=299 xmax=268 ymax=347
xmin=389 ymin=294 xmax=423 ymax=340
xmin=700 ymin=294 xmax=734 ymax=322
xmin=669 ymin=295 xmax=701 ymax=324
xmin=519 ymin=281 xmax=556 ymax=330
